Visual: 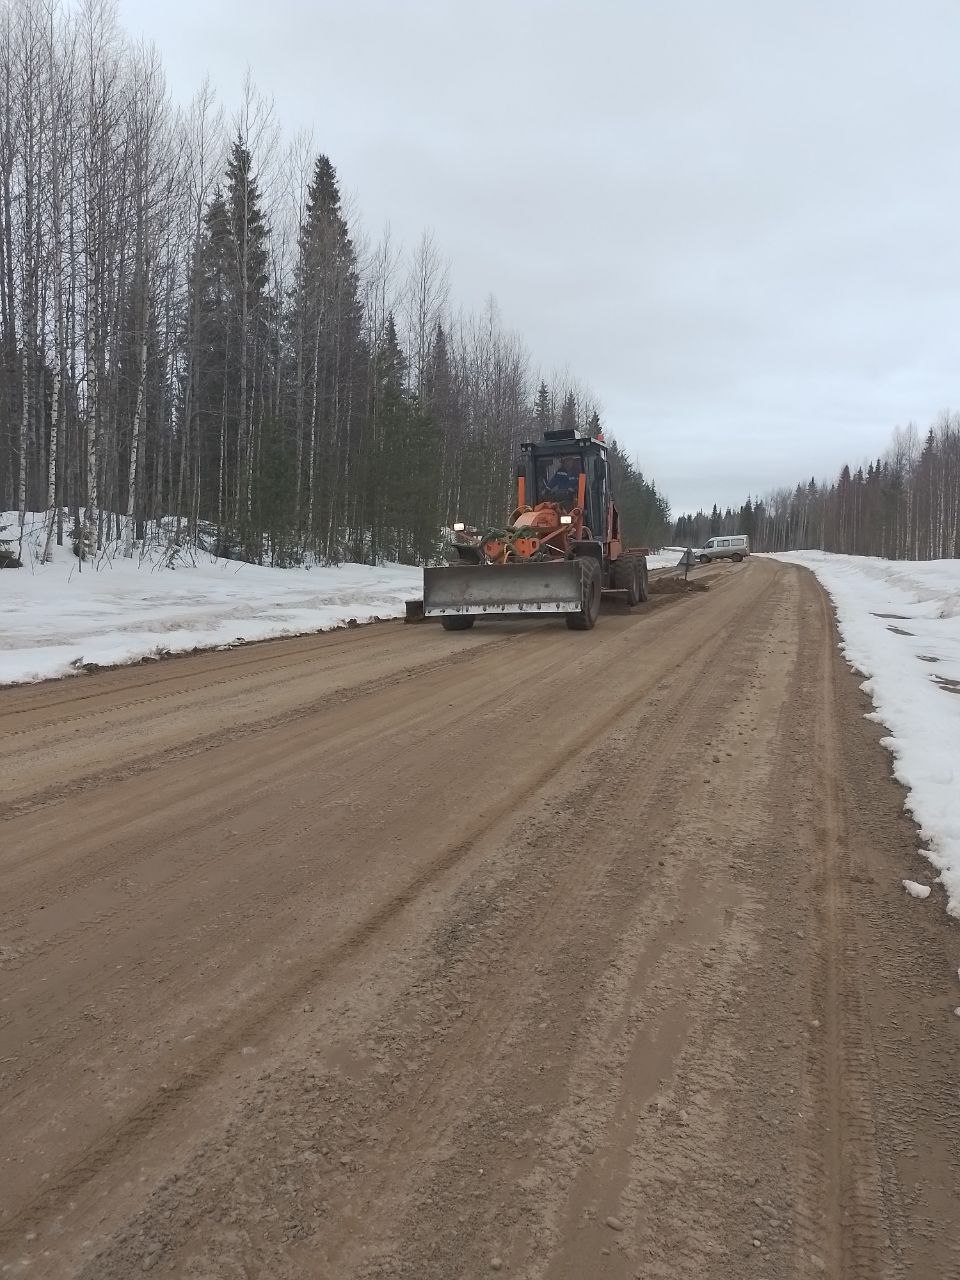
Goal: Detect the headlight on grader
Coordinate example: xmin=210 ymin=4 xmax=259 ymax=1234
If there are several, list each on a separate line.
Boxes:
xmin=559 ymin=515 xmax=573 ymax=525
xmin=452 ymin=522 xmax=466 ymax=532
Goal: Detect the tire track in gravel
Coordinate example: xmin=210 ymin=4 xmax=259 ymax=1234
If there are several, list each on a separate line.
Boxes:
xmin=0 ymin=633 xmax=523 ymax=820
xmin=534 ymin=578 xmax=801 ymax=1280
xmin=0 ymin=568 xmax=768 ymax=1262
xmin=0 ymin=626 xmax=395 ymax=717
xmin=793 ymin=586 xmax=902 ymax=1279
xmin=0 ymin=640 xmax=570 ymax=906
xmin=299 ymin=588 xmax=772 ymax=1277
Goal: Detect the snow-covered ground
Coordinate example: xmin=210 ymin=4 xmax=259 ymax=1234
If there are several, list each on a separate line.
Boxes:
xmin=1 ymin=513 xmax=421 ymax=686
xmin=770 ymin=551 xmax=960 ymax=918
xmin=646 ymin=547 xmax=692 ymax=571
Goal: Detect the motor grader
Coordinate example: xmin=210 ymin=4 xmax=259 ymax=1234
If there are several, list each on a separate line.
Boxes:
xmin=423 ymin=428 xmax=649 ymax=630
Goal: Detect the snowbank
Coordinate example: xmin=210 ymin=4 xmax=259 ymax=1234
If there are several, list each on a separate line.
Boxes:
xmin=0 ymin=513 xmax=421 ymax=686
xmin=770 ymin=551 xmax=960 ymax=917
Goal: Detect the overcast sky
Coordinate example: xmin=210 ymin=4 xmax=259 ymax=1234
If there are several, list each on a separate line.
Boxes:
xmin=119 ymin=0 xmax=960 ymax=515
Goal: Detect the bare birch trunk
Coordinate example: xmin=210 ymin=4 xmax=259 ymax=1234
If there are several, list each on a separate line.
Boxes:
xmin=123 ymin=253 xmax=149 ymax=556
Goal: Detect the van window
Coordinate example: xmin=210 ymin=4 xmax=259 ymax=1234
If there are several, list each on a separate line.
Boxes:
xmin=705 ymin=538 xmax=715 ymax=548
xmin=719 ymin=539 xmax=730 ymax=547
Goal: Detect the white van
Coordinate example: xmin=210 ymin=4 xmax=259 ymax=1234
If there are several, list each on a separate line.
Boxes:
xmin=696 ymin=535 xmax=750 ymax=564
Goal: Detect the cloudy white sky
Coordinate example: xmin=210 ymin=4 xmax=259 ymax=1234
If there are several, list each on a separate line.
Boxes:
xmin=120 ymin=0 xmax=960 ymax=515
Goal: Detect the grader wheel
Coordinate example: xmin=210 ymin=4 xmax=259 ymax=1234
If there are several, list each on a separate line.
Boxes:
xmin=566 ymin=559 xmax=602 ymax=631
xmin=612 ymin=554 xmax=642 ymax=606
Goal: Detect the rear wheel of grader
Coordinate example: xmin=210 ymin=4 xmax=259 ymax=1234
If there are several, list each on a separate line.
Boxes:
xmin=566 ymin=559 xmax=602 ymax=630
xmin=638 ymin=559 xmax=650 ymax=601
xmin=441 ymin=615 xmax=476 ymax=631
xmin=612 ymin=554 xmax=642 ymax=606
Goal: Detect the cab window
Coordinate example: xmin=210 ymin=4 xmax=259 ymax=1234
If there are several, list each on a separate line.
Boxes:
xmin=535 ymin=455 xmax=582 ymax=501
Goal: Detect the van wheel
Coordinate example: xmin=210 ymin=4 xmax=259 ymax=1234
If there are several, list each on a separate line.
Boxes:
xmin=441 ymin=615 xmax=475 ymax=631
xmin=732 ymin=552 xmax=743 ymax=563
xmin=567 ymin=559 xmax=602 ymax=630
xmin=699 ymin=554 xmax=710 ymax=565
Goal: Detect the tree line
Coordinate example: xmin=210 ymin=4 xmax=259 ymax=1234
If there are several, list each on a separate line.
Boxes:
xmin=674 ymin=413 xmax=960 ymax=560
xmin=0 ymin=0 xmax=670 ymax=569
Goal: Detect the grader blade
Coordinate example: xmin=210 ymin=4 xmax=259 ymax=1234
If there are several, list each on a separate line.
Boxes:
xmin=423 ymin=560 xmax=586 ymax=618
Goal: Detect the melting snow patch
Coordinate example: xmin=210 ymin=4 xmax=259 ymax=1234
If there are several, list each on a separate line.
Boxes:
xmin=902 ymin=880 xmax=931 ymax=900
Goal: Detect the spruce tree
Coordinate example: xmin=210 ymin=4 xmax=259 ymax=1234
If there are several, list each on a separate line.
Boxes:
xmin=739 ymin=496 xmax=755 ymax=540
xmin=191 ymin=188 xmax=236 ymax=532
xmin=534 ymin=380 xmax=552 ymax=434
xmin=226 ymin=140 xmax=269 ymax=310
xmin=225 ymin=137 xmax=272 ymax=551
xmin=291 ymin=154 xmax=364 ymax=557
xmin=559 ymin=390 xmax=577 ymax=433
xmin=423 ymin=321 xmax=460 ymax=523
xmin=365 ymin=313 xmax=406 ymax=560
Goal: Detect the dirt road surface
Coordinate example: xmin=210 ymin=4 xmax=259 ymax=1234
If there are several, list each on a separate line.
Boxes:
xmin=2 ymin=558 xmax=959 ymax=1279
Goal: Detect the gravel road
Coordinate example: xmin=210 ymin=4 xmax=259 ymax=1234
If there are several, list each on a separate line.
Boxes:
xmin=2 ymin=558 xmax=958 ymax=1279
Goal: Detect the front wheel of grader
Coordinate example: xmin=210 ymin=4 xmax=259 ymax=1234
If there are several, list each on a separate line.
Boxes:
xmin=566 ymin=558 xmax=602 ymax=631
